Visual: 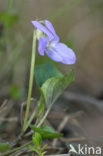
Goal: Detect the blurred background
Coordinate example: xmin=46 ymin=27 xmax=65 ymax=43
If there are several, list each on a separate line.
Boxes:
xmin=0 ymin=0 xmax=103 ymax=97
xmin=0 ymin=0 xmax=103 ymax=154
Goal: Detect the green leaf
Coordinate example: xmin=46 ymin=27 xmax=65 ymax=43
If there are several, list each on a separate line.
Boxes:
xmin=9 ymin=85 xmax=20 ymax=99
xmin=9 ymin=84 xmax=24 ymax=99
xmin=41 ymin=69 xmax=75 ymax=106
xmin=32 ymin=132 xmax=42 ymax=147
xmin=35 ymin=63 xmax=63 ymax=87
xmin=29 ymin=145 xmax=39 ymax=154
xmin=0 ymin=12 xmax=18 ymax=27
xmin=0 ymin=142 xmax=10 ymax=152
xmin=31 ymin=125 xmax=63 ymax=139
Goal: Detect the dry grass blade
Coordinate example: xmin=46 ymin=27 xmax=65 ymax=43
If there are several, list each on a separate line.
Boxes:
xmin=52 ymin=111 xmax=83 ymax=147
xmin=0 ymin=99 xmax=8 ymax=112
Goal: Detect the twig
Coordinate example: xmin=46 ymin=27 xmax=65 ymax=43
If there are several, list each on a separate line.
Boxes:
xmin=1 ymin=141 xmax=32 ymax=156
xmin=64 ymin=92 xmax=103 ymax=110
xmin=60 ymin=137 xmax=85 ymax=143
xmin=57 ymin=115 xmax=71 ymax=132
xmin=52 ymin=111 xmax=83 ymax=147
xmin=0 ymin=117 xmax=17 ymax=122
xmin=0 ymin=99 xmax=8 ymax=112
xmin=10 ymin=130 xmax=33 ymax=148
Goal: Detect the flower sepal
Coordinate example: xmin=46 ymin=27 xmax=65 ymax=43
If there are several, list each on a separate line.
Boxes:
xmin=36 ymin=29 xmax=44 ymax=40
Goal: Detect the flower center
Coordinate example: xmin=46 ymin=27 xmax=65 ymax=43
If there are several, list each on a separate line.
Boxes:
xmin=46 ymin=41 xmax=56 ymax=51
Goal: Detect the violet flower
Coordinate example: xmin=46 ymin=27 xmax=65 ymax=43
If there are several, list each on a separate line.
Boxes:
xmin=31 ymin=20 xmax=76 ymax=64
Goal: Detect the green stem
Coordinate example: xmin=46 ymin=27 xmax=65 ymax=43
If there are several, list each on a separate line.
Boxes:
xmin=37 ymin=106 xmax=51 ymax=128
xmin=22 ymin=30 xmax=36 ymax=133
xmin=25 ymin=95 xmax=43 ymax=131
xmin=25 ymin=103 xmax=39 ymax=131
xmin=1 ymin=141 xmax=32 ymax=156
xmin=2 ymin=0 xmax=14 ymax=44
xmin=8 ymin=0 xmax=14 ymax=14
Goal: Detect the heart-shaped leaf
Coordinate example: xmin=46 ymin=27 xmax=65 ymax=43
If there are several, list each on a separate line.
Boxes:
xmin=35 ymin=63 xmax=62 ymax=87
xmin=41 ymin=69 xmax=74 ymax=107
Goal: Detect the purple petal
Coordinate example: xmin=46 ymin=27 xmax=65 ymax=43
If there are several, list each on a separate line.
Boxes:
xmin=44 ymin=20 xmax=59 ymax=42
xmin=38 ymin=36 xmax=48 ymax=56
xmin=46 ymin=43 xmax=76 ymax=64
xmin=31 ymin=21 xmax=53 ymax=40
xmin=45 ymin=48 xmax=62 ymax=62
xmin=55 ymin=43 xmax=76 ymax=64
